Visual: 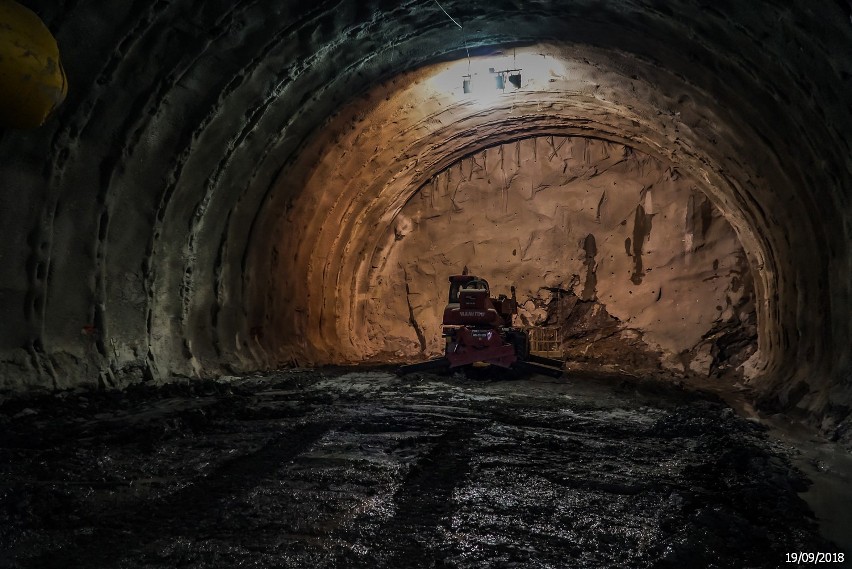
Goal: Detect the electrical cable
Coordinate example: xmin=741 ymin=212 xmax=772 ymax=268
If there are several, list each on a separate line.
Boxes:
xmin=432 ymin=1 xmax=471 ymax=80
xmin=433 ymin=0 xmax=462 ymax=28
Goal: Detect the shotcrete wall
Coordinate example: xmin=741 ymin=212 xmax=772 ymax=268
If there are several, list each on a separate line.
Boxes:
xmin=0 ymin=1 xmax=850 ymax=437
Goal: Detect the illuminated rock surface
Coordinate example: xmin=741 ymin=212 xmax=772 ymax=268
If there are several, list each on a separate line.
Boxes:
xmin=0 ymin=2 xmax=850 ymax=455
xmin=2 ymin=2 xmax=851 ymax=564
xmin=366 ymin=136 xmax=755 ymax=376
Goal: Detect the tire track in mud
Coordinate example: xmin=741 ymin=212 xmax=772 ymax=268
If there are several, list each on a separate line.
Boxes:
xmin=6 ymin=374 xmax=838 ymax=568
xmin=379 ymin=425 xmax=476 ymax=567
xmin=28 ymin=420 xmax=333 ymax=569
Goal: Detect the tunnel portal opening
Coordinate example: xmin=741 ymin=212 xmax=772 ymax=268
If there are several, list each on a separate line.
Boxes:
xmin=364 ymin=136 xmax=758 ymax=379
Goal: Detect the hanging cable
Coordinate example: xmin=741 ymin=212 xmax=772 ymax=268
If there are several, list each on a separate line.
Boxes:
xmin=434 ymin=1 xmax=471 ymax=72
xmin=433 ymin=1 xmax=472 ymax=87
xmin=434 ymin=0 xmax=462 ymax=28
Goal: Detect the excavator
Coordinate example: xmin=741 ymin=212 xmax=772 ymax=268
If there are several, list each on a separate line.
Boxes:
xmin=397 ymin=273 xmax=564 ymax=377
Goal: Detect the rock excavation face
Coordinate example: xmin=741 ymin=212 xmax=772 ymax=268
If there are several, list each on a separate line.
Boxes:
xmin=364 ymin=137 xmax=757 ymax=377
xmin=257 ymin=48 xmax=772 ymax=379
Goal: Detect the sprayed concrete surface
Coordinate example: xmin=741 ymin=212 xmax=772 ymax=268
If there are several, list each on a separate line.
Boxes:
xmin=1 ymin=2 xmax=850 ymax=439
xmin=0 ymin=369 xmax=842 ymax=568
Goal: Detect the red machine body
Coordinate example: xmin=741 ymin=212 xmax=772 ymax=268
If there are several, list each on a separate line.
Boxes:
xmin=441 ymin=275 xmax=520 ymax=369
xmin=396 ymin=273 xmax=563 ymax=377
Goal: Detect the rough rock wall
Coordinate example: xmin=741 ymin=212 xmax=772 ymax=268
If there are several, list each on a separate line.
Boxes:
xmin=364 ymin=137 xmax=756 ymax=376
xmin=0 ymin=1 xmax=848 ymax=437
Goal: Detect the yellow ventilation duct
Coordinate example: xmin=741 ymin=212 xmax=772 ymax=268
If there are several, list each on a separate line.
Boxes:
xmin=0 ymin=0 xmax=67 ymax=128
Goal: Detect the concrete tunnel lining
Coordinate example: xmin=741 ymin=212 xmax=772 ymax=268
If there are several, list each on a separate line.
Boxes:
xmin=0 ymin=1 xmax=850 ymax=437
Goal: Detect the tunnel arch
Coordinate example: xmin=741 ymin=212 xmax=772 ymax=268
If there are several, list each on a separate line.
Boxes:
xmin=179 ymin=37 xmax=836 ymax=412
xmin=0 ymin=1 xmax=848 ymax=434
xmin=353 ymin=133 xmax=761 ymax=370
xmin=244 ymin=48 xmax=789 ymax=384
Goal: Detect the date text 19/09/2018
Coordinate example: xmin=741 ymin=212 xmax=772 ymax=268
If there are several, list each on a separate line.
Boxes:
xmin=786 ymin=552 xmax=844 ymax=564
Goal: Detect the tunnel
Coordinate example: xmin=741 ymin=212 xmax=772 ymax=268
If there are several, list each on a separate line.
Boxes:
xmin=1 ymin=1 xmax=851 ymax=567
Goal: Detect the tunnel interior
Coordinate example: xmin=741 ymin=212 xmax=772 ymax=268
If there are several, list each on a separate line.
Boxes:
xmin=2 ymin=1 xmax=852 ymax=565
xmin=4 ymin=0 xmax=850 ymax=437
xmin=252 ymin=47 xmax=768 ymax=378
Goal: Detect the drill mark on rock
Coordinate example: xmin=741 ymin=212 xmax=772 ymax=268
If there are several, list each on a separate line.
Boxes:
xmin=469 ymin=151 xmax=486 ymax=178
xmin=520 ymin=233 xmax=537 ymax=260
xmin=596 ymin=190 xmax=607 ymax=223
xmin=582 ymin=234 xmax=598 ymax=301
xmin=582 ymin=137 xmax=593 ymax=165
xmin=546 ymin=135 xmax=567 ymax=161
xmin=630 ymin=205 xmax=654 ymax=285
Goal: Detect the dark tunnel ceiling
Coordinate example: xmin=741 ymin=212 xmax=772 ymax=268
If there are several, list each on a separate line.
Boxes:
xmin=0 ymin=0 xmax=851 ymax=431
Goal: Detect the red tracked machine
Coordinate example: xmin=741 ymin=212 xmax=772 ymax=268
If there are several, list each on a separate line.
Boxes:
xmin=397 ymin=274 xmax=563 ymax=377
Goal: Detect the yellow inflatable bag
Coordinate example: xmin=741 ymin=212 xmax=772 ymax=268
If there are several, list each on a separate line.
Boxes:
xmin=0 ymin=0 xmax=67 ymax=128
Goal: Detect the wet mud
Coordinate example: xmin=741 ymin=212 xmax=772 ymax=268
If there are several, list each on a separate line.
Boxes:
xmin=0 ymin=370 xmax=838 ymax=568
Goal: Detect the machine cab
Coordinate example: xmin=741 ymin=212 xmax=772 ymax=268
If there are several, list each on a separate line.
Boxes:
xmin=448 ymin=276 xmax=490 ymax=307
xmin=443 ymin=275 xmax=513 ymax=328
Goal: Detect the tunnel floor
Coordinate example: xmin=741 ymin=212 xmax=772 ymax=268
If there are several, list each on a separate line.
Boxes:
xmin=0 ymin=369 xmax=840 ymax=568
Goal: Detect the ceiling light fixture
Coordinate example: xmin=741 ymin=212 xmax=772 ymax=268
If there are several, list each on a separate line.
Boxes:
xmin=489 ymin=67 xmax=523 ymax=92
xmin=431 ymin=2 xmax=524 ymax=95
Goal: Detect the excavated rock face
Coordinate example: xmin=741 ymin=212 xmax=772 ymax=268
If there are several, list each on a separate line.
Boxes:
xmin=0 ymin=2 xmax=850 ymax=431
xmin=364 ymin=136 xmax=756 ymax=377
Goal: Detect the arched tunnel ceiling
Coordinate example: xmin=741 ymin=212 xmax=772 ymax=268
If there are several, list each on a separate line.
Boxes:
xmin=357 ymin=135 xmax=757 ymax=373
xmin=0 ymin=0 xmax=851 ymax=431
xmin=254 ymin=49 xmax=763 ymax=374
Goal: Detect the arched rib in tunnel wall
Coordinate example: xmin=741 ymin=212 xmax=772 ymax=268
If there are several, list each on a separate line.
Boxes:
xmin=248 ymin=47 xmax=805 ymax=390
xmin=0 ymin=2 xmax=849 ymax=433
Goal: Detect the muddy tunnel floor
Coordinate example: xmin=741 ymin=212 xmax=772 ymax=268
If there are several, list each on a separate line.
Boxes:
xmin=0 ymin=370 xmax=841 ymax=568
